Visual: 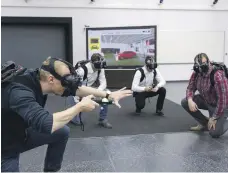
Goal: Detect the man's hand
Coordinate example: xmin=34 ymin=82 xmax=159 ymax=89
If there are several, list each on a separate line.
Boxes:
xmin=208 ymin=118 xmax=217 ymax=130
xmin=188 ymin=99 xmax=198 ymax=112
xmin=77 ymin=95 xmax=99 ymax=112
xmin=144 ymin=87 xmax=152 ymax=92
xmin=109 ymin=87 xmax=132 ymax=108
xmin=52 ymin=95 xmax=99 ymax=133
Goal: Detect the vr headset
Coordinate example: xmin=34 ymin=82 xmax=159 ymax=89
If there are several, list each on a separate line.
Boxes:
xmin=40 ymin=57 xmax=82 ymax=97
xmin=91 ymin=53 xmax=107 ymax=69
xmin=193 ymin=53 xmax=209 ymax=74
xmin=145 ymin=56 xmax=157 ymax=70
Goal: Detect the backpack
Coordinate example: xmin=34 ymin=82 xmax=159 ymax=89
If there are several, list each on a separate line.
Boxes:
xmin=195 ymin=62 xmax=228 ymax=87
xmin=75 ymin=60 xmax=101 ymax=86
xmin=1 ymin=61 xmax=27 ymax=85
xmin=210 ymin=62 xmax=228 ymax=86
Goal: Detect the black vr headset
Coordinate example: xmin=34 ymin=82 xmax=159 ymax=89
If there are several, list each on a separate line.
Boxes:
xmin=40 ymin=57 xmax=82 ymax=97
xmin=145 ymin=56 xmax=157 ymax=70
xmin=193 ymin=53 xmax=209 ymax=74
xmin=91 ymin=53 xmax=107 ymax=69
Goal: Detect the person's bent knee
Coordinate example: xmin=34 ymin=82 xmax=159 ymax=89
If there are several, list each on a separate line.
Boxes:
xmin=61 ymin=125 xmax=70 ymax=138
xmin=209 ymin=129 xmax=222 ymax=138
xmin=181 ymin=98 xmax=188 ymax=108
xmin=55 ymin=125 xmax=70 ymax=139
xmin=159 ymin=87 xmax=166 ymax=94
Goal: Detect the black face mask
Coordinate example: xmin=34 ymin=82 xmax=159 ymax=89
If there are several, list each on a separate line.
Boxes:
xmin=40 ymin=58 xmax=82 ymax=97
xmin=193 ymin=54 xmax=209 ymax=74
xmin=193 ymin=63 xmax=209 ymax=74
xmin=146 ymin=58 xmax=157 ymax=70
xmin=92 ymin=58 xmax=107 ymax=69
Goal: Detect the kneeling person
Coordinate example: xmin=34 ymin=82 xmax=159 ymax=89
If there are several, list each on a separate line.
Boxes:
xmin=131 ymin=56 xmax=166 ymax=115
xmin=71 ymin=53 xmax=112 ymax=128
xmin=181 ymin=53 xmax=228 ymax=138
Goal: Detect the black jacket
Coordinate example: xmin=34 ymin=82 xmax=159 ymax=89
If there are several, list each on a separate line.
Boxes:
xmin=1 ymin=69 xmax=53 ymax=155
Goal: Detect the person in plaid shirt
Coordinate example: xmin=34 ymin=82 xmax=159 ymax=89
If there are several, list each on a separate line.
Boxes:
xmin=181 ymin=53 xmax=228 ymax=138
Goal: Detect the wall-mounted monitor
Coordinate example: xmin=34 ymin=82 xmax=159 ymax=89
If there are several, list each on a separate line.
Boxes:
xmin=86 ymin=25 xmax=157 ymax=69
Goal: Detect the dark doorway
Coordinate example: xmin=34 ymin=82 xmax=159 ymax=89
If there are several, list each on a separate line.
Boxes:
xmin=1 ymin=17 xmax=73 ymax=113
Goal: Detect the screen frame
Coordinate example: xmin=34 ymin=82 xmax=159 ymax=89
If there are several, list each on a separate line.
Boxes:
xmin=86 ymin=25 xmax=157 ymax=69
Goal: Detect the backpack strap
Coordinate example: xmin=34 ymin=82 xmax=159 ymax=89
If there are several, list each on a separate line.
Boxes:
xmin=193 ymin=72 xmax=199 ymax=85
xmin=81 ymin=65 xmax=88 ymax=81
xmin=133 ymin=68 xmax=145 ymax=97
xmin=97 ymin=69 xmax=101 ymax=80
xmin=152 ymin=69 xmax=157 ymax=87
xmin=93 ymin=69 xmax=101 ymax=85
xmin=210 ymin=69 xmax=217 ymax=87
xmin=138 ymin=68 xmax=145 ymax=82
xmin=153 ymin=69 xmax=157 ymax=81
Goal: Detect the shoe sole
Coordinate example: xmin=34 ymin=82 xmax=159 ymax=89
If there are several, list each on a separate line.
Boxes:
xmin=98 ymin=123 xmax=112 ymax=129
xmin=190 ymin=128 xmax=208 ymax=131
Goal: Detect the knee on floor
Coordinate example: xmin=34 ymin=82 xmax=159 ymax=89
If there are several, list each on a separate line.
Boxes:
xmin=209 ymin=130 xmax=222 ymax=138
xmin=181 ymin=98 xmax=188 ymax=107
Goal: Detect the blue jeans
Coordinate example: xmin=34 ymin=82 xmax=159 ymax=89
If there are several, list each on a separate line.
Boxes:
xmin=1 ymin=126 xmax=70 ymax=172
xmin=68 ymin=96 xmax=108 ymax=124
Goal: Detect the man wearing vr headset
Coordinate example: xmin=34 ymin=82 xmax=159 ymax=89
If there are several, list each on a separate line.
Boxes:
xmin=131 ymin=56 xmax=166 ymax=115
xmin=1 ymin=57 xmax=132 ymax=172
xmin=181 ymin=53 xmax=228 ymax=138
xmin=70 ymin=53 xmax=112 ymax=128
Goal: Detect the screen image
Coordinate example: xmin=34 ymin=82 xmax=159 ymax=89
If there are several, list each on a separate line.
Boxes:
xmin=86 ymin=26 xmax=157 ymax=69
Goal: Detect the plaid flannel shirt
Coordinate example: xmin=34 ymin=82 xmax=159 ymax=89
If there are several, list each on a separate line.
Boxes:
xmin=186 ymin=66 xmax=228 ymax=118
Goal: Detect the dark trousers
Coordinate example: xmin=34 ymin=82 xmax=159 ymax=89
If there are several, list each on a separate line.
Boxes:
xmin=1 ymin=125 xmax=70 ymax=172
xmin=181 ymin=94 xmax=228 ymax=138
xmin=134 ymin=87 xmax=166 ymax=111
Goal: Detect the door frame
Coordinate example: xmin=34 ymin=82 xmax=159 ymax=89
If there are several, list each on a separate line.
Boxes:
xmin=1 ymin=16 xmax=73 ymax=64
xmin=225 ymin=30 xmax=228 ymax=66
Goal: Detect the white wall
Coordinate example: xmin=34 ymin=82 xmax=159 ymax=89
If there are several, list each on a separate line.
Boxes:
xmin=2 ymin=0 xmax=228 ymax=81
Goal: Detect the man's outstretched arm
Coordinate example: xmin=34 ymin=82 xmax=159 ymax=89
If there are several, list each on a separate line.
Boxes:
xmin=76 ymin=85 xmax=107 ymax=98
xmin=76 ymin=86 xmax=132 ymax=108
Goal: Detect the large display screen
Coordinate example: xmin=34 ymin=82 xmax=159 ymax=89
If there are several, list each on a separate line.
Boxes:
xmin=86 ymin=26 xmax=157 ymax=69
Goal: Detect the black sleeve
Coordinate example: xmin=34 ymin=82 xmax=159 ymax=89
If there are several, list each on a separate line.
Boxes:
xmin=9 ymin=85 xmax=53 ymax=134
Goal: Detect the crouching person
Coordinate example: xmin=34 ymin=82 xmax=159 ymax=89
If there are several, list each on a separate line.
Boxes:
xmin=70 ymin=53 xmax=112 ymax=128
xmin=181 ymin=53 xmax=228 ymax=138
xmin=131 ymin=56 xmax=166 ymax=115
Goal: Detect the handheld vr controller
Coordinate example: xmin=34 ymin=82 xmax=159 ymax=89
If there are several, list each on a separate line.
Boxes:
xmin=91 ymin=98 xmax=114 ymax=105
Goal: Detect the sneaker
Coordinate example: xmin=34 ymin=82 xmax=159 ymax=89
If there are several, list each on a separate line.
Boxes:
xmin=156 ymin=110 xmax=164 ymax=116
xmin=190 ymin=124 xmax=207 ymax=131
xmin=99 ymin=119 xmax=112 ymax=129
